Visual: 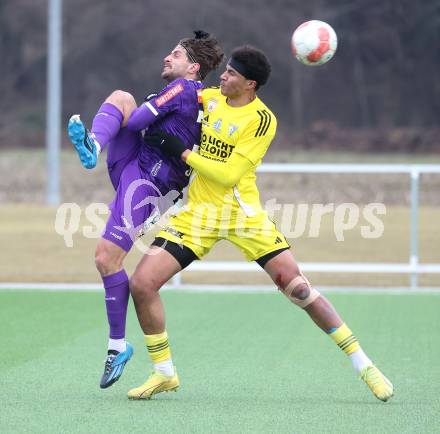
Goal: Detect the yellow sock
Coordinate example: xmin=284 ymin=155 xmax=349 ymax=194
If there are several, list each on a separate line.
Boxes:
xmin=144 ymin=330 xmax=172 ymax=364
xmin=328 ymin=323 xmax=360 ymax=355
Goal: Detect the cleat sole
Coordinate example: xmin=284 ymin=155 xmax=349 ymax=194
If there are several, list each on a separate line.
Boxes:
xmin=67 ymin=115 xmax=96 ymax=169
xmin=128 ymin=385 xmax=179 ymax=400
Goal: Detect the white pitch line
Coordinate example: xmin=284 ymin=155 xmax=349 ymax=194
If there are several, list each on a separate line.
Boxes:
xmin=0 ymin=283 xmax=440 ymax=294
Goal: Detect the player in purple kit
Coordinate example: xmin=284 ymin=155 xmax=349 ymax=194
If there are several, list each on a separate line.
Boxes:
xmin=67 ymin=31 xmax=224 ymax=389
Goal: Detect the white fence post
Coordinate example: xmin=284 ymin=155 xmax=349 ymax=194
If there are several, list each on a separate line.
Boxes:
xmin=410 ymin=169 xmax=420 ymax=290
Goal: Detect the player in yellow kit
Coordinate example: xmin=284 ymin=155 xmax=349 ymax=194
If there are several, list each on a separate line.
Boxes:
xmin=127 ymin=46 xmax=394 ymax=402
xmin=151 ymin=82 xmax=290 ymax=262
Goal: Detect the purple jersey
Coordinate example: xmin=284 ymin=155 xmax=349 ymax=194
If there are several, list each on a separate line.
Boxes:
xmin=126 ymin=79 xmax=203 ymax=193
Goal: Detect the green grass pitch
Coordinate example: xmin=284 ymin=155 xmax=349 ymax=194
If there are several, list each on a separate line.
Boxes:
xmin=2 ymin=290 xmax=439 ymax=433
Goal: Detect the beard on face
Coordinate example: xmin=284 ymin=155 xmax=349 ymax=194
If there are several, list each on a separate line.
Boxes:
xmin=161 ymin=66 xmax=174 ymax=82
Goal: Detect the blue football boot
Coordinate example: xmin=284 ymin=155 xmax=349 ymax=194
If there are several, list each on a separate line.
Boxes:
xmin=100 ymin=342 xmax=134 ymax=389
xmin=67 ymin=114 xmax=98 ymax=169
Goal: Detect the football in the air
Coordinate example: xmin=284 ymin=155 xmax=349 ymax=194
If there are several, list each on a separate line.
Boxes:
xmin=291 ymin=20 xmax=337 ymax=66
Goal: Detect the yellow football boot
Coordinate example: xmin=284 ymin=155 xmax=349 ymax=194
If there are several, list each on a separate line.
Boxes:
xmin=360 ymin=365 xmax=394 ymax=402
xmin=128 ymin=370 xmax=179 ymax=400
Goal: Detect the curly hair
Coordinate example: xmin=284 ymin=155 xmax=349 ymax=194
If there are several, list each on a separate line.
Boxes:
xmin=179 ymin=30 xmax=224 ymax=80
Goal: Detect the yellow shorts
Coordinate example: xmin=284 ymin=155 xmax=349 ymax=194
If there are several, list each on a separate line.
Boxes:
xmin=157 ymin=209 xmax=290 ymax=262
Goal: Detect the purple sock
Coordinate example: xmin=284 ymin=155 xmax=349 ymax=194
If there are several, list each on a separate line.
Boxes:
xmin=102 ymin=269 xmax=130 ymax=340
xmin=91 ymin=103 xmax=124 ymax=151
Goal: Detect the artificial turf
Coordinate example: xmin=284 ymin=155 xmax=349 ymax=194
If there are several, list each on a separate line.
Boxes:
xmin=1 ymin=290 xmax=439 ymax=433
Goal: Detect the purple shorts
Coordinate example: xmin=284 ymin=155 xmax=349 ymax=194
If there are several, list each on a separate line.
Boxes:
xmin=102 ymin=128 xmax=179 ymax=252
xmin=102 ymin=159 xmax=162 ymax=252
xmin=106 ymin=128 xmax=142 ymax=190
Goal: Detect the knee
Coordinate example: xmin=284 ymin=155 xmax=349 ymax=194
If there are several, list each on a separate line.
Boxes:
xmin=278 ymin=274 xmax=320 ymax=308
xmin=291 ymin=282 xmax=311 ymax=300
xmin=276 ymin=271 xmax=311 ymax=299
xmin=128 ymin=274 xmax=142 ymax=298
xmin=95 ymin=243 xmax=120 ymax=276
xmin=129 ymin=273 xmax=156 ymax=300
xmin=106 ymin=89 xmax=135 ymax=106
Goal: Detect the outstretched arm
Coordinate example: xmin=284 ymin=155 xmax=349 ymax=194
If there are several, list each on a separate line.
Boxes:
xmin=183 ymin=150 xmax=253 ymax=188
xmin=144 ymin=130 xmax=254 ymax=187
xmin=126 ymin=80 xmax=185 ymax=132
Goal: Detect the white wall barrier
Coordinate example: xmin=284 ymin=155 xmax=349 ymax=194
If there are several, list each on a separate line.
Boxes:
xmin=172 ymin=163 xmax=440 ymax=290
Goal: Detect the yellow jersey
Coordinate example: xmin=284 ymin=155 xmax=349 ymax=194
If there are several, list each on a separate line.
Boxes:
xmin=185 ymin=87 xmax=277 ymax=220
